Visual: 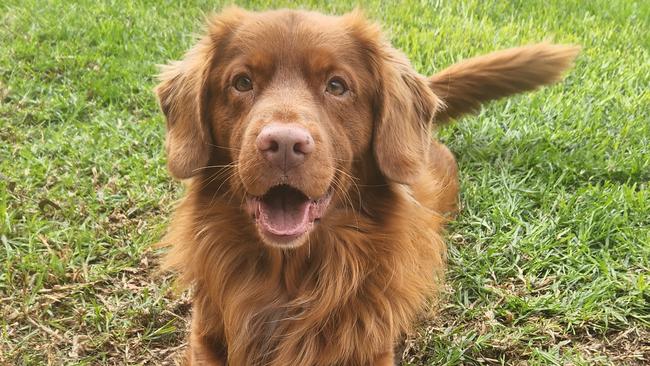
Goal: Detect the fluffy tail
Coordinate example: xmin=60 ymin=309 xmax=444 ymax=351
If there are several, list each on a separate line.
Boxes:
xmin=429 ymin=43 xmax=580 ymax=123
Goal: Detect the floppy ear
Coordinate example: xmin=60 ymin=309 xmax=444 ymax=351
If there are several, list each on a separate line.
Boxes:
xmin=155 ymin=7 xmax=246 ymax=179
xmin=374 ymin=46 xmax=443 ymax=184
xmin=343 ymin=10 xmax=442 ymax=184
xmin=430 ymin=43 xmax=580 ymax=123
xmin=155 ymin=40 xmax=213 ymax=179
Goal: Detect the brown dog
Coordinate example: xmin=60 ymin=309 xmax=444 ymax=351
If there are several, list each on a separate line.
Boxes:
xmin=156 ymin=7 xmax=578 ymax=365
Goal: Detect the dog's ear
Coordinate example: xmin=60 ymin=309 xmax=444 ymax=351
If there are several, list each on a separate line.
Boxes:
xmin=344 ymin=11 xmax=443 ymax=184
xmin=373 ymin=46 xmax=443 ymax=184
xmin=430 ymin=43 xmax=580 ymax=123
xmin=155 ymin=7 xmax=246 ymax=179
xmin=155 ymin=40 xmax=213 ymax=180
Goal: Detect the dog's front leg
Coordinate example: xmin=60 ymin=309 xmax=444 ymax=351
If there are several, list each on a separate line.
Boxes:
xmin=186 ymin=334 xmax=226 ymax=365
xmin=373 ymin=348 xmax=397 ymax=366
xmin=185 ymin=311 xmax=227 ymax=366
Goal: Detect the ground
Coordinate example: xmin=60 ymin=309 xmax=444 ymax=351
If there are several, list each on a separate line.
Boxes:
xmin=1 ymin=0 xmax=648 ymax=365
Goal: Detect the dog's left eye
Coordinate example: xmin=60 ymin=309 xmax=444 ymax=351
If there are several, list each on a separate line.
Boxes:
xmin=233 ymin=75 xmax=253 ymax=92
xmin=325 ymin=77 xmax=348 ymax=96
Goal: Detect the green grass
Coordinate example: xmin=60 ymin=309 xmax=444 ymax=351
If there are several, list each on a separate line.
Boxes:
xmin=1 ymin=0 xmax=648 ymax=364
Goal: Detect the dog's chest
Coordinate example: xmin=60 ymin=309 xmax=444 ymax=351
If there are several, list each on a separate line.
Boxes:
xmin=216 ymin=255 xmax=392 ymax=365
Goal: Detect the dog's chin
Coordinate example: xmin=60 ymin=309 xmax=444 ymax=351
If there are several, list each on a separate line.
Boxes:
xmin=245 ymin=184 xmax=333 ymax=249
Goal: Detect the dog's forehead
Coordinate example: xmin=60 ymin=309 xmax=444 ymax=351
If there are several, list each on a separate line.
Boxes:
xmin=226 ymin=10 xmax=365 ymax=68
xmin=238 ymin=10 xmax=346 ymax=44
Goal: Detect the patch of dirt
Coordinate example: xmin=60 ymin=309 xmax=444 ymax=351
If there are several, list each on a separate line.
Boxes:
xmin=1 ymin=251 xmax=192 ymax=365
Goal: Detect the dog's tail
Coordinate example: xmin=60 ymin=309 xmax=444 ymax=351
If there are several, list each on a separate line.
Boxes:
xmin=429 ymin=43 xmax=580 ymax=123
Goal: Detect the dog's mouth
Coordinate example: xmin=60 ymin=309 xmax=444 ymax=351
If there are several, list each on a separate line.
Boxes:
xmin=246 ymin=184 xmax=333 ymax=246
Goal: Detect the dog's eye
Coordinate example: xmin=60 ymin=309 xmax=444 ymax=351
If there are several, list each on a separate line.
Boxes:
xmin=325 ymin=77 xmax=348 ymax=96
xmin=233 ymin=75 xmax=253 ymax=92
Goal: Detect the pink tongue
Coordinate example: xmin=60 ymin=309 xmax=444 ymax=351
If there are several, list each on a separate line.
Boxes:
xmin=258 ymin=192 xmax=311 ymax=236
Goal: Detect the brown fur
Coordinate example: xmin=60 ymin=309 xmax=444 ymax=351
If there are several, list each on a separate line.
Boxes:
xmin=155 ymin=7 xmax=578 ymax=365
xmin=429 ymin=43 xmax=580 ymax=123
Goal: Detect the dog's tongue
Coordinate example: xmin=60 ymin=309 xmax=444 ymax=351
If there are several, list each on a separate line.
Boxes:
xmin=258 ymin=186 xmax=311 ymax=236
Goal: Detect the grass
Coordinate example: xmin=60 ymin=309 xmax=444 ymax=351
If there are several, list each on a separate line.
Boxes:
xmin=0 ymin=0 xmax=648 ymax=364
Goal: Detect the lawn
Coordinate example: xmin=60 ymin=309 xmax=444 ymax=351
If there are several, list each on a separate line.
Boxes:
xmin=1 ymin=0 xmax=648 ymax=365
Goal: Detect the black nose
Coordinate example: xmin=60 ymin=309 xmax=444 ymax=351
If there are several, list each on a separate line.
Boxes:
xmin=256 ymin=124 xmax=314 ymax=171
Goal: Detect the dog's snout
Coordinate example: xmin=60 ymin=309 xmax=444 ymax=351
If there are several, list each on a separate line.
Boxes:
xmin=256 ymin=124 xmax=314 ymax=170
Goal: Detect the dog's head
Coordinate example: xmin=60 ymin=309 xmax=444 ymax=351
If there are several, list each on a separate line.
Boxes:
xmin=156 ymin=8 xmax=441 ymax=247
xmin=156 ymin=7 xmax=578 ymax=248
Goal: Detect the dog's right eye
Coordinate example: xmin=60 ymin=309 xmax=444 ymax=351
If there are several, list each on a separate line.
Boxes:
xmin=233 ymin=75 xmax=253 ymax=92
xmin=325 ymin=77 xmax=348 ymax=96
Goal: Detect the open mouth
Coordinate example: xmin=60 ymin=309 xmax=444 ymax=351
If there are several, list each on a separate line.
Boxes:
xmin=246 ymin=184 xmax=332 ymax=245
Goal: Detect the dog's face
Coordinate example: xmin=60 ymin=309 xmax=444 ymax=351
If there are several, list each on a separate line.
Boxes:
xmin=156 ymin=8 xmax=440 ymax=248
xmin=219 ymin=11 xmax=376 ymax=247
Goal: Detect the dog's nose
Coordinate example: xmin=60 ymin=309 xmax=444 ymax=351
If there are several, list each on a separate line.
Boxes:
xmin=256 ymin=124 xmax=314 ymax=170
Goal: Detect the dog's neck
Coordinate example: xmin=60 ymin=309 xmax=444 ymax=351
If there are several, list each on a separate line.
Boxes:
xmin=163 ymin=170 xmax=444 ymax=365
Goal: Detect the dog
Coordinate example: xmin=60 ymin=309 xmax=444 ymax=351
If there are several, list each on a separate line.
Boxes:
xmin=155 ymin=7 xmax=578 ymax=365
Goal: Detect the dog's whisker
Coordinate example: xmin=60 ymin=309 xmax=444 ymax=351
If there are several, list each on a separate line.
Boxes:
xmin=197 ymin=164 xmax=238 ymax=191
xmin=331 ymin=157 xmax=358 ymax=163
xmin=334 ymin=167 xmax=363 ymax=211
xmin=192 ymin=163 xmax=238 ymax=173
xmin=210 ymin=169 xmax=241 ymax=207
xmin=329 ymin=174 xmax=361 ymax=232
xmin=355 ymin=183 xmax=390 ymax=187
xmin=206 ymin=142 xmax=241 ymax=152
